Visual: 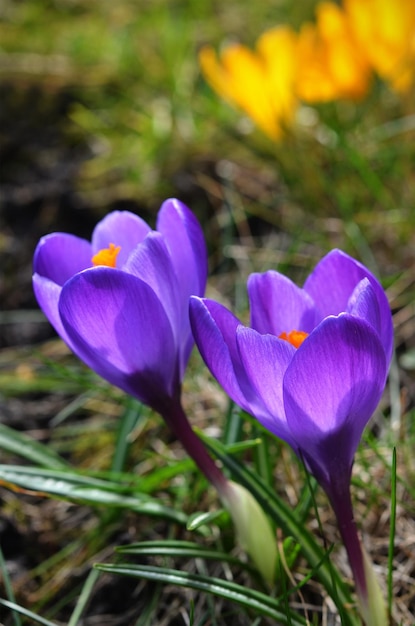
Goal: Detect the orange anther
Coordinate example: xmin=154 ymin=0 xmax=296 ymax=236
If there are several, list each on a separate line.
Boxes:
xmin=92 ymin=243 xmax=121 ymax=268
xmin=278 ymin=329 xmax=309 ymax=348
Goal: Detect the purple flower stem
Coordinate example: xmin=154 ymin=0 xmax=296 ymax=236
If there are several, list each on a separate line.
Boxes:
xmin=326 ymin=476 xmax=367 ymax=603
xmin=161 ymin=397 xmax=230 ymax=500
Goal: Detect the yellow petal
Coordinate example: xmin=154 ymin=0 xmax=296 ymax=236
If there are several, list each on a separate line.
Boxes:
xmin=257 ymin=26 xmax=299 ymax=129
xmin=345 ymin=0 xmax=415 ymax=92
xmin=296 ymin=2 xmax=372 ymax=102
xmin=199 ymin=29 xmax=299 ymax=141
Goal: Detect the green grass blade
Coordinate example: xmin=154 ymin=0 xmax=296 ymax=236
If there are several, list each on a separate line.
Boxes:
xmin=223 ymin=401 xmax=244 ymax=446
xmin=0 ymin=599 xmax=58 ymax=626
xmin=252 ymin=425 xmax=273 ymax=488
xmin=0 ymin=465 xmax=187 ymax=523
xmin=108 ymin=458 xmax=195 ymax=494
xmin=186 ymin=509 xmax=227 ymax=531
xmin=387 ymin=447 xmax=397 ymax=620
xmin=94 ymin=563 xmax=308 ymax=625
xmin=116 ymin=539 xmax=258 ymax=575
xmin=133 ymin=583 xmax=163 ymax=626
xmin=67 ymin=568 xmax=101 ymax=626
xmin=0 ymin=423 xmax=69 ymax=469
xmin=111 ymin=398 xmax=143 ymax=473
xmin=0 ymin=545 xmax=22 ymax=626
xmin=50 ymin=390 xmax=96 ymax=427
xmin=112 ymin=542 xmax=344 ymax=620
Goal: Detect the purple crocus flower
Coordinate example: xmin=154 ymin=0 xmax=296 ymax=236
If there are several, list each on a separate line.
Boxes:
xmin=33 ymin=199 xmax=206 ymax=413
xmin=33 ymin=198 xmax=278 ymax=583
xmin=33 ymin=199 xmax=228 ymax=490
xmin=190 ymin=249 xmax=392 ymax=621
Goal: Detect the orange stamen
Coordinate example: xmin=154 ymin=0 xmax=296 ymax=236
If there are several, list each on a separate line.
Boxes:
xmin=91 ymin=243 xmax=121 ymax=268
xmin=279 ymin=329 xmax=309 ymax=349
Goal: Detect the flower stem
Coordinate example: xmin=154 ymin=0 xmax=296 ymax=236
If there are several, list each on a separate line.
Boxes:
xmin=161 ymin=398 xmax=230 ymax=499
xmin=327 ymin=478 xmax=387 ymax=626
xmin=161 ymin=398 xmax=278 ymax=584
xmin=328 ymin=479 xmax=367 ymax=599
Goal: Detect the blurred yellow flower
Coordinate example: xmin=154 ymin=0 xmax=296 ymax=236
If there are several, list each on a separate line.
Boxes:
xmin=199 ymin=26 xmax=298 ymax=141
xmin=296 ymin=2 xmax=372 ymax=102
xmin=199 ymin=0 xmax=415 ymax=142
xmin=345 ymin=0 xmax=415 ymax=92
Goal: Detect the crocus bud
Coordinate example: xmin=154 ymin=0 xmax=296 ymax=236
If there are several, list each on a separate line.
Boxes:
xmin=224 ymin=480 xmax=277 ymax=584
xmin=357 ymin=546 xmax=388 ymax=626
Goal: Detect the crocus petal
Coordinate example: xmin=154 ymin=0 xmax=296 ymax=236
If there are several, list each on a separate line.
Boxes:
xmin=304 ymin=249 xmax=393 ymax=363
xmin=157 ymin=199 xmax=208 ymax=372
xmin=283 ymin=314 xmax=387 ymax=482
xmin=33 ymin=233 xmax=92 ymax=285
xmin=347 ymin=278 xmax=381 ymax=337
xmin=91 ymin=210 xmax=152 ymax=268
xmin=236 ymin=326 xmax=297 ymax=448
xmin=32 ymin=274 xmax=73 ymax=347
xmin=248 ymin=271 xmax=319 ymax=335
xmin=190 ymin=297 xmax=266 ymax=416
xmin=123 ymin=231 xmax=182 ymax=358
xmin=59 ymin=268 xmax=178 ymax=411
xmin=157 ymin=198 xmax=208 ymax=304
xmin=32 ymin=233 xmax=93 ymax=346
